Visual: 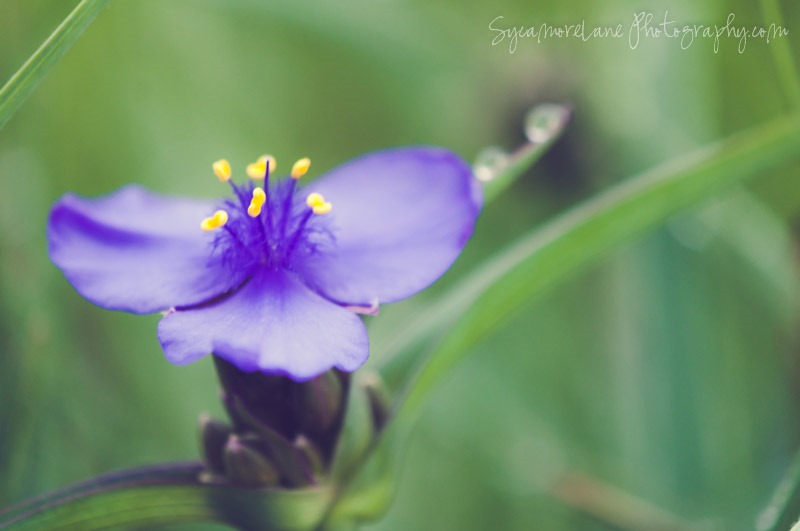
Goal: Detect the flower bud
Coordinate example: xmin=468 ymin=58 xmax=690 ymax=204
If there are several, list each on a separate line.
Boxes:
xmin=214 ymin=357 xmax=350 ymax=463
xmin=198 ymin=413 xmax=232 ymax=480
xmin=360 ymin=373 xmax=391 ymax=432
xmin=292 ymin=370 xmax=344 ymax=437
xmin=294 ymin=435 xmax=325 ymax=477
xmin=223 ymin=392 xmax=316 ymax=487
xmin=223 ymin=435 xmax=281 ymax=487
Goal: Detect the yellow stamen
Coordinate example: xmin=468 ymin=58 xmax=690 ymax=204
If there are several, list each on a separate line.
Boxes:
xmin=246 ymin=155 xmax=276 ymax=180
xmin=248 ymin=187 xmax=266 ymax=217
xmin=306 ymin=193 xmax=325 ymax=208
xmin=252 ymin=187 xmax=266 ymax=203
xmin=212 ymin=159 xmax=232 ymax=182
xmin=201 ymin=210 xmax=229 ymax=231
xmin=291 ymin=157 xmax=311 ymax=179
xmin=246 ymin=161 xmax=266 ymax=180
xmin=306 ymin=192 xmax=332 ymax=215
xmin=312 ymin=202 xmax=333 ymax=215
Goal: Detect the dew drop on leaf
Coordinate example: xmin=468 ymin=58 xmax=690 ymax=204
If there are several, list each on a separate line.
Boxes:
xmin=524 ymin=104 xmax=571 ymax=144
xmin=473 ymin=146 xmax=509 ymax=182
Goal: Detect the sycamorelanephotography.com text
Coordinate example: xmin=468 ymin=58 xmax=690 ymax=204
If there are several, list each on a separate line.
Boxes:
xmin=489 ymin=12 xmax=789 ymax=54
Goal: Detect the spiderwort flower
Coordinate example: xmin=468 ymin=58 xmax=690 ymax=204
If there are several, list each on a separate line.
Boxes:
xmin=47 ymin=148 xmax=482 ymax=381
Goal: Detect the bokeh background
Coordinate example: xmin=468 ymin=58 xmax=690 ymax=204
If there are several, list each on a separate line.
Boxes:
xmin=2 ymin=0 xmax=800 ymax=529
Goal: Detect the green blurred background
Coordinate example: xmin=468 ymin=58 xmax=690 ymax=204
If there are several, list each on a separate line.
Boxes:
xmin=2 ymin=0 xmax=800 ymax=529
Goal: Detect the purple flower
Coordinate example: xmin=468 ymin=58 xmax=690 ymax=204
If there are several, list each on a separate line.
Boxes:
xmin=47 ymin=148 xmax=482 ymax=380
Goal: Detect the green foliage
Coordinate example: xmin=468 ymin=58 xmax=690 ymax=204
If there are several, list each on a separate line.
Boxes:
xmin=2 ymin=0 xmax=800 ymax=530
xmin=0 ymin=0 xmax=109 ymax=130
xmin=0 ymin=463 xmax=332 ymax=530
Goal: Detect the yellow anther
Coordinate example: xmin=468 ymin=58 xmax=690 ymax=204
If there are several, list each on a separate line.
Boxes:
xmin=248 ymin=187 xmax=266 ymax=217
xmin=312 ymin=202 xmax=333 ymax=215
xmin=246 ymin=161 xmax=266 ymax=180
xmin=306 ymin=192 xmax=325 ymax=208
xmin=306 ymin=192 xmax=332 ymax=215
xmin=291 ymin=157 xmax=311 ymax=179
xmin=201 ymin=210 xmax=229 ymax=231
xmin=252 ymin=187 xmax=266 ymax=203
xmin=246 ymin=155 xmax=276 ymax=180
xmin=213 ymin=159 xmax=232 ymax=182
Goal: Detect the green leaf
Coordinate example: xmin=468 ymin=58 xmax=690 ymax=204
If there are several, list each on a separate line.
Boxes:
xmin=389 ymin=113 xmax=800 ymax=422
xmin=340 ymin=114 xmax=800 ymax=525
xmin=0 ymin=462 xmax=332 ymax=530
xmin=0 ymin=0 xmax=110 ymax=130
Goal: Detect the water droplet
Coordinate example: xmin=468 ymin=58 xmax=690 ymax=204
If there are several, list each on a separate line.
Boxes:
xmin=473 ymin=146 xmax=509 ymax=182
xmin=524 ymin=104 xmax=570 ymax=144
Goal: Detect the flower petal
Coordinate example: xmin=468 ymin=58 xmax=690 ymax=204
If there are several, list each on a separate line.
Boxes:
xmin=299 ymin=147 xmax=482 ymax=306
xmin=157 ymin=270 xmax=369 ymax=381
xmin=47 ymin=185 xmax=242 ymax=314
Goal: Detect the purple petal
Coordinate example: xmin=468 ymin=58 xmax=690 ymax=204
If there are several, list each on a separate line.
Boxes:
xmin=298 ymin=147 xmax=482 ymax=306
xmin=157 ymin=270 xmax=369 ymax=381
xmin=47 ymin=185 xmax=243 ymax=314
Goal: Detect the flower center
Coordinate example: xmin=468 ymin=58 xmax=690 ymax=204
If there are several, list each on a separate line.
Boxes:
xmin=200 ymin=155 xmax=334 ymax=273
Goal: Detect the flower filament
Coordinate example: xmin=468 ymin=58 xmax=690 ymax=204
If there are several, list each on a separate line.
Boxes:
xmin=204 ymin=155 xmax=335 ymax=271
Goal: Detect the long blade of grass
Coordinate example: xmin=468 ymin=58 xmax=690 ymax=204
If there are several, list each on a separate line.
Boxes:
xmin=332 ymin=114 xmax=800 ymax=525
xmin=759 ymin=0 xmax=800 ymax=109
xmin=0 ymin=0 xmax=110 ymax=130
xmin=396 ymin=113 xmax=800 ymax=420
xmin=0 ymin=462 xmax=332 ymax=530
